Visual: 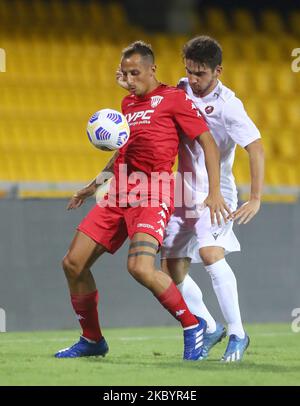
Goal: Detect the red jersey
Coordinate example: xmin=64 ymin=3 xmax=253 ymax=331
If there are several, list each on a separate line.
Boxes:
xmin=111 ymin=84 xmax=209 ymax=206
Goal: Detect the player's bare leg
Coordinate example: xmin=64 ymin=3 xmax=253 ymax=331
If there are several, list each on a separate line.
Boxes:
xmin=200 ymin=246 xmax=249 ymax=361
xmin=55 ymin=231 xmax=109 ymax=358
xmin=161 ymin=257 xmax=190 ymax=285
xmin=161 ymin=257 xmax=217 ymax=334
xmin=127 ymin=233 xmax=173 ymax=295
xmin=62 ymin=230 xmax=106 ymax=294
xmin=127 ymin=233 xmax=206 ymax=360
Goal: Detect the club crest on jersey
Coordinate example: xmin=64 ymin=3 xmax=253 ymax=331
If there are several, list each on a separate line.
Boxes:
xmin=150 ymin=95 xmax=163 ymax=108
xmin=205 ymin=105 xmax=214 ymax=114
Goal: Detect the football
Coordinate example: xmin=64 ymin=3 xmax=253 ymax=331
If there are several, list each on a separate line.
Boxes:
xmin=87 ymin=108 xmax=130 ymax=151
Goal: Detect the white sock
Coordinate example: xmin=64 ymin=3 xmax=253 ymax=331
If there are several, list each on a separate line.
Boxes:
xmin=205 ymin=258 xmax=245 ymax=338
xmin=177 ymin=274 xmax=217 ymax=333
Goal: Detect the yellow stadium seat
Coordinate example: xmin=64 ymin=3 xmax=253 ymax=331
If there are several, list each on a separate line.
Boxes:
xmin=289 ymin=11 xmax=300 ymax=37
xmin=0 ymin=0 xmax=298 ymax=190
xmin=261 ymin=9 xmax=285 ymax=36
xmin=232 ymin=9 xmax=256 ymax=35
xmin=261 ymin=100 xmax=283 ymax=129
xmin=240 ymin=100 xmax=261 ymax=131
xmin=273 ymin=64 xmax=297 ymax=96
xmin=250 ymin=63 xmax=275 ymax=96
xmin=204 ymin=8 xmax=229 ymax=36
xmin=273 ymin=130 xmax=297 ymax=161
xmin=221 ymin=35 xmax=241 ymax=61
xmin=225 ymin=63 xmax=252 ymax=99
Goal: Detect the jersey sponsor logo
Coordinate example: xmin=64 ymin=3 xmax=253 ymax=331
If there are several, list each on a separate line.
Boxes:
xmin=205 ymin=105 xmax=214 ymax=114
xmin=76 ymin=314 xmax=85 ymax=320
xmin=150 ymin=95 xmax=163 ymax=108
xmin=126 ymin=110 xmax=154 ymax=124
xmin=137 ymin=223 xmax=154 ymax=229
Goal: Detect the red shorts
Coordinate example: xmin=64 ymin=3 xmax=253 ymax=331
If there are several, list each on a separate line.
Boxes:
xmin=78 ymin=201 xmax=172 ymax=254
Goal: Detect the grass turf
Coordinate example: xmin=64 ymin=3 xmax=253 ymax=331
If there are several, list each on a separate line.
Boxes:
xmin=0 ymin=323 xmax=299 ymax=386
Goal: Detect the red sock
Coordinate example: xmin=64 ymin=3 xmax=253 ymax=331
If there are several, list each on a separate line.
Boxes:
xmin=71 ymin=290 xmax=102 ymax=342
xmin=156 ymin=282 xmax=198 ymax=328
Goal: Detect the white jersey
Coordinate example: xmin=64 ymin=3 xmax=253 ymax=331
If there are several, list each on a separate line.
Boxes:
xmin=177 ymin=78 xmax=261 ymax=206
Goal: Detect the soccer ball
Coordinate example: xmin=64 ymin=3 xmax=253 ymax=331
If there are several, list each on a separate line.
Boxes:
xmin=87 ymin=108 xmax=130 ymax=151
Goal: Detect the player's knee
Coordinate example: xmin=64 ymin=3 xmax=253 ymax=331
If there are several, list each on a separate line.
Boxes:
xmin=127 ymin=262 xmax=151 ymax=283
xmin=200 ymin=249 xmax=224 ymax=266
xmin=62 ymin=254 xmax=83 ymax=280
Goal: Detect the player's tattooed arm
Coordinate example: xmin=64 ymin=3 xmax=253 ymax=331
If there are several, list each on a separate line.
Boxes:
xmin=67 ymin=152 xmax=119 ymax=210
xmin=233 ymin=139 xmax=264 ymax=224
xmin=197 ymin=131 xmax=232 ymax=226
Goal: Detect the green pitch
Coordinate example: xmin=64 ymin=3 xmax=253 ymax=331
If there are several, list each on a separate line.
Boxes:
xmin=0 ymin=324 xmax=299 ymax=386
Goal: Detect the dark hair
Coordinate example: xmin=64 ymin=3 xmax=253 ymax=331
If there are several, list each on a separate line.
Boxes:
xmin=122 ymin=41 xmax=154 ymax=64
xmin=183 ymin=36 xmax=222 ymax=70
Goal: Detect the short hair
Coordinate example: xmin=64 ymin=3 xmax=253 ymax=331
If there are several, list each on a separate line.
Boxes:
xmin=122 ymin=41 xmax=154 ymax=64
xmin=182 ymin=36 xmax=222 ymax=70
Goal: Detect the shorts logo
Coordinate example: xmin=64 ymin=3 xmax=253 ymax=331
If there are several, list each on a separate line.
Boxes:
xmin=160 ymin=202 xmax=169 ymax=213
xmin=137 ymin=223 xmax=154 ymax=229
xmin=151 ymin=96 xmax=163 ymax=108
xmin=212 ymin=232 xmax=220 ymax=240
xmin=157 ymin=219 xmax=165 ymax=228
xmin=155 ymin=228 xmax=164 ymax=237
xmin=158 ymin=210 xmax=166 ymax=219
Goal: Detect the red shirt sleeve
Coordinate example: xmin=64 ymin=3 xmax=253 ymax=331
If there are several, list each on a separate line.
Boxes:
xmin=172 ymin=89 xmax=209 ymax=140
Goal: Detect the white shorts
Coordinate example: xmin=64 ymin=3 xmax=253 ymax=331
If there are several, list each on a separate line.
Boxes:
xmin=161 ymin=200 xmax=240 ymax=263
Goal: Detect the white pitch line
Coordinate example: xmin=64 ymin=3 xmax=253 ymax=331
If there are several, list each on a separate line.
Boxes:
xmin=0 ymin=331 xmax=295 ymax=344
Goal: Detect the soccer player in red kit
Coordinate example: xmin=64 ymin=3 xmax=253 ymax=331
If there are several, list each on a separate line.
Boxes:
xmin=55 ymin=41 xmax=230 ymax=360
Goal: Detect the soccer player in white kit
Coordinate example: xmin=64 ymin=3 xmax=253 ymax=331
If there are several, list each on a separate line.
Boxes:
xmin=161 ymin=36 xmax=265 ymax=362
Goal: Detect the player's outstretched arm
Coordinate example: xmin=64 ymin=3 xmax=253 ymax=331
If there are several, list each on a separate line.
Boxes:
xmin=67 ymin=151 xmax=119 ymax=210
xmin=197 ymin=131 xmax=232 ymax=226
xmin=233 ymin=139 xmax=264 ymax=224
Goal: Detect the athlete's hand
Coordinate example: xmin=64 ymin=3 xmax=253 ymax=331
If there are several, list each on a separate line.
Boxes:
xmin=204 ymin=193 xmax=232 ymax=226
xmin=67 ymin=184 xmax=97 ymax=210
xmin=232 ymin=199 xmax=261 ymax=224
xmin=116 ymin=65 xmax=129 ymax=90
